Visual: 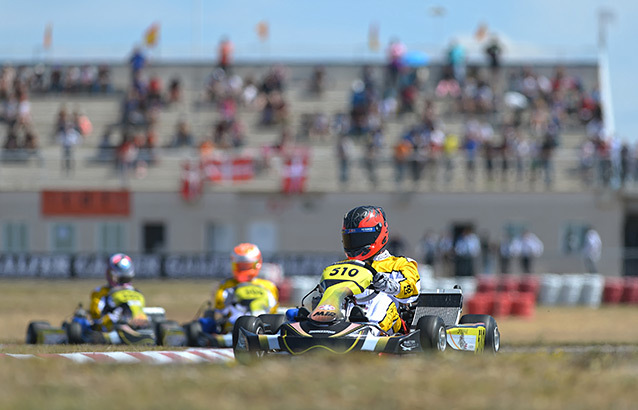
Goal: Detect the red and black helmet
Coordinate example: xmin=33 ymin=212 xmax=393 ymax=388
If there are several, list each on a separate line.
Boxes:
xmin=342 ymin=205 xmax=389 ymax=261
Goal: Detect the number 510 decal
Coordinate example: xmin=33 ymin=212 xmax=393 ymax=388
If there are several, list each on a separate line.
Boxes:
xmin=328 ymin=266 xmax=361 ymax=277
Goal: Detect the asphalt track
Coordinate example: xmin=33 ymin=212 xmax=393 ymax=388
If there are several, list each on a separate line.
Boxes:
xmin=1 ymin=345 xmax=637 ymax=364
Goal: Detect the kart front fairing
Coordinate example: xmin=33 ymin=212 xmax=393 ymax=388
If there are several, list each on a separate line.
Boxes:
xmin=235 ymin=261 xmax=423 ymax=355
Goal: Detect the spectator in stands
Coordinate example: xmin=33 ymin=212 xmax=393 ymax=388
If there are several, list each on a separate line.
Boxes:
xmin=498 ymin=232 xmax=519 ymax=274
xmin=336 ymin=133 xmax=354 ymax=188
xmin=417 ymin=229 xmax=439 ymax=268
xmin=462 ymin=120 xmax=481 ymax=188
xmin=454 ymin=227 xmax=480 ymax=277
xmin=385 ymin=38 xmax=406 ymax=92
xmin=308 ymin=65 xmax=326 ymax=96
xmin=218 ymin=36 xmax=234 ymax=74
xmin=147 ymin=74 xmax=163 ymax=107
xmin=57 ymin=122 xmax=81 ymax=175
xmin=447 ymin=39 xmax=467 ymax=86
xmin=363 ymin=127 xmax=382 ymax=187
xmin=96 ymin=65 xmax=113 ymax=93
xmin=582 ymin=225 xmax=602 ymax=274
xmin=167 ymin=76 xmax=182 ymax=105
xmin=167 ymin=118 xmax=194 ymax=148
xmin=484 ymin=36 xmax=503 ymax=90
xmin=393 ymin=137 xmax=412 ymax=185
xmin=22 ymin=125 xmax=39 ymax=152
xmin=3 ymin=124 xmax=19 ymax=150
xmin=129 ymin=47 xmax=146 ymax=79
xmin=49 ymin=65 xmax=62 ymax=93
xmin=515 ymin=230 xmax=544 ymax=274
xmin=73 ymin=109 xmax=92 ymax=138
xmin=80 ymin=65 xmax=97 ymax=93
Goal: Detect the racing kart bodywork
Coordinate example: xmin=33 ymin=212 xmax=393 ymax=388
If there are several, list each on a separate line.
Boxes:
xmin=26 ymin=306 xmax=169 ymax=346
xmin=233 ymin=261 xmax=500 ymax=363
xmin=157 ymin=282 xmax=283 ymax=347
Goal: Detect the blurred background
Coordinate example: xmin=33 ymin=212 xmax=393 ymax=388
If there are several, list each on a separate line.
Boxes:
xmin=1 ymin=0 xmax=637 ymax=285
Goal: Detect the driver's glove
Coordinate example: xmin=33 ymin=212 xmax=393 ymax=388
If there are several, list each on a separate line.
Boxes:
xmin=372 ymin=272 xmax=400 ymax=296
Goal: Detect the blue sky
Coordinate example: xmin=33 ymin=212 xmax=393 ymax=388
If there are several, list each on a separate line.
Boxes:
xmin=1 ymin=0 xmax=637 ymax=140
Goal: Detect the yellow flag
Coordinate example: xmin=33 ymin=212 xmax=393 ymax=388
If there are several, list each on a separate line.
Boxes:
xmin=475 ymin=23 xmax=488 ymax=41
xmin=256 ymin=21 xmax=269 ymax=42
xmin=145 ymin=23 xmax=160 ymax=48
xmin=43 ymin=23 xmax=53 ymax=50
xmin=368 ymin=23 xmax=379 ymax=52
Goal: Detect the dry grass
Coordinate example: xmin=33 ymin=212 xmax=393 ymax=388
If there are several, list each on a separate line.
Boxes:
xmin=2 ymin=279 xmax=638 ymax=410
xmin=2 ymin=278 xmax=637 ymax=346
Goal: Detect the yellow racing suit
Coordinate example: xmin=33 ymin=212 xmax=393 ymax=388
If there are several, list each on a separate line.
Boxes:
xmin=94 ymin=284 xmax=148 ymax=331
xmin=354 ymin=250 xmax=420 ymax=333
xmin=89 ymin=284 xmax=111 ymax=321
xmin=213 ymin=277 xmax=279 ymax=331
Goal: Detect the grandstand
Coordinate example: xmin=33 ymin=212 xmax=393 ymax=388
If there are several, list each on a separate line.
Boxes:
xmin=0 ymin=59 xmax=633 ymax=277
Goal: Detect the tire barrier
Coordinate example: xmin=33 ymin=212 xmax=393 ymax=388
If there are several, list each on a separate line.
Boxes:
xmin=603 ymin=276 xmax=638 ymax=305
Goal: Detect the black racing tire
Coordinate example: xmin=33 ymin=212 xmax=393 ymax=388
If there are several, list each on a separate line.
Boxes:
xmin=156 ymin=320 xmax=180 ymax=346
xmin=66 ymin=321 xmax=84 ymax=344
xmin=416 ymin=315 xmax=447 ymax=353
xmin=257 ymin=313 xmax=286 ymax=334
xmin=459 ymin=314 xmax=500 ymax=354
xmin=232 ymin=316 xmax=265 ymax=365
xmin=184 ymin=320 xmax=202 ymax=347
xmin=26 ymin=321 xmax=52 ymax=344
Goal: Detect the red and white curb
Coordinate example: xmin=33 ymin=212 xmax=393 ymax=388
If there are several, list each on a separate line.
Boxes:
xmin=0 ymin=348 xmax=235 ymax=364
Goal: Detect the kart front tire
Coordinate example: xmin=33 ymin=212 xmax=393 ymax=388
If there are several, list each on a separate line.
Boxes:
xmin=66 ymin=321 xmax=84 ymax=344
xmin=156 ymin=320 xmax=180 ymax=346
xmin=232 ymin=316 xmax=265 ymax=365
xmin=459 ymin=314 xmax=500 ymax=353
xmin=416 ymin=315 xmax=447 ymax=353
xmin=26 ymin=321 xmax=51 ymax=344
xmin=184 ymin=321 xmax=202 ymax=347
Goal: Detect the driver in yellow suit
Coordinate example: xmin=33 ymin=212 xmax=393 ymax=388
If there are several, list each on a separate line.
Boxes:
xmin=212 ymin=243 xmax=279 ymax=333
xmin=90 ymin=253 xmax=148 ymax=332
xmin=341 ymin=206 xmax=420 ymax=334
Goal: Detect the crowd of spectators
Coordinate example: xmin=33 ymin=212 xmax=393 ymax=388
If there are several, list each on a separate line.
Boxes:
xmin=1 ymin=36 xmax=633 ymax=192
xmin=415 ymin=224 xmax=602 ymax=278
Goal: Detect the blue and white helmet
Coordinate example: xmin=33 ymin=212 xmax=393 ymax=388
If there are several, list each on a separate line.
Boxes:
xmin=106 ymin=253 xmax=135 ymax=286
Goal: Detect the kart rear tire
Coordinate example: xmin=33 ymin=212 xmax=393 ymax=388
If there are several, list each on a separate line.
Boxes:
xmin=459 ymin=314 xmax=500 ymax=353
xmin=258 ymin=314 xmax=286 ymax=334
xmin=66 ymin=321 xmax=84 ymax=344
xmin=232 ymin=316 xmax=265 ymax=365
xmin=26 ymin=321 xmax=51 ymax=344
xmin=184 ymin=321 xmax=202 ymax=347
xmin=416 ymin=315 xmax=447 ymax=352
xmin=156 ymin=320 xmax=180 ymax=346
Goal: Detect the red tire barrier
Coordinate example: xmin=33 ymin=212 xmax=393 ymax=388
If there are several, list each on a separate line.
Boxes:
xmin=477 ymin=276 xmax=498 ymax=293
xmin=465 ymin=292 xmax=494 ymax=315
xmin=603 ymin=278 xmax=624 ymax=304
xmin=491 ymin=292 xmax=513 ymax=317
xmin=518 ymin=275 xmax=541 ymax=299
xmin=510 ymin=291 xmax=536 ymax=318
xmin=498 ymin=276 xmax=520 ymax=293
xmin=621 ymin=277 xmax=638 ymax=304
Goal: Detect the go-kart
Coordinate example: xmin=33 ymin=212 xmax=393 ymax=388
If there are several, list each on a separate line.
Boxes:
xmin=156 ymin=282 xmax=283 ymax=348
xmin=233 ymin=260 xmax=500 ymax=363
xmin=26 ymin=303 xmax=171 ymax=346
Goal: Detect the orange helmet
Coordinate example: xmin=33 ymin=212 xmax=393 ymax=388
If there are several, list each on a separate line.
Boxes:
xmin=342 ymin=206 xmax=389 ymax=261
xmin=231 ymin=243 xmax=262 ymax=282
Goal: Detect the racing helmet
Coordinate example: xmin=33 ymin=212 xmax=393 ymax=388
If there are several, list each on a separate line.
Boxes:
xmin=106 ymin=253 xmax=135 ymax=287
xmin=231 ymin=243 xmax=262 ymax=283
xmin=342 ymin=205 xmax=389 ymax=261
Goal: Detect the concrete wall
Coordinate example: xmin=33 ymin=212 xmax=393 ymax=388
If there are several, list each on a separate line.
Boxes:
xmin=0 ymin=190 xmax=623 ymax=275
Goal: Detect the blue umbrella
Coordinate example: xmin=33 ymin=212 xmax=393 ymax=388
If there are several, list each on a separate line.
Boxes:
xmin=401 ymin=50 xmax=430 ymax=67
